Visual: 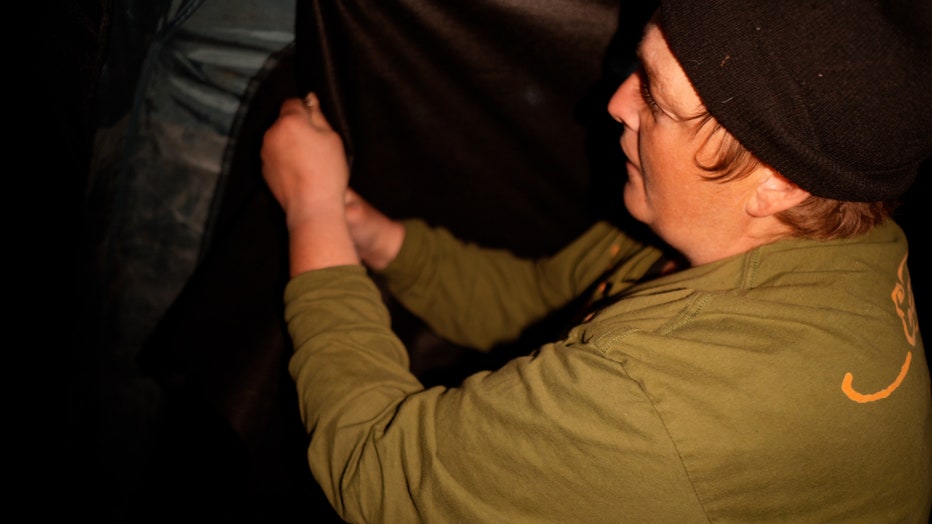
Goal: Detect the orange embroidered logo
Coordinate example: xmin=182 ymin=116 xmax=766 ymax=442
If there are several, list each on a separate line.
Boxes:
xmin=840 ymin=254 xmax=915 ymax=403
xmin=891 ymin=255 xmax=918 ymax=346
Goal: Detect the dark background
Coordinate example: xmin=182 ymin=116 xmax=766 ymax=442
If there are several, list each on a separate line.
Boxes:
xmin=42 ymin=1 xmax=928 ymax=522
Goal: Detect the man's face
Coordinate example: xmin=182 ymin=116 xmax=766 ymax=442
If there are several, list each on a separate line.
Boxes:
xmin=607 ymin=22 xmax=763 ymax=265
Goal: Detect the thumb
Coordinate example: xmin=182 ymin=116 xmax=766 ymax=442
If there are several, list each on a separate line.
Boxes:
xmin=303 ymin=92 xmax=334 ymax=130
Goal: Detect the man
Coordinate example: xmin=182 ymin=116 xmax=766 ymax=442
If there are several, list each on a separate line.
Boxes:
xmin=260 ymin=0 xmax=931 ymax=521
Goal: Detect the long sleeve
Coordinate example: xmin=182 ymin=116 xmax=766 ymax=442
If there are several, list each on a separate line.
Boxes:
xmin=282 ymin=220 xmax=930 ymax=523
xmin=377 ymin=219 xmax=664 ymax=350
xmin=283 ymin=264 xmax=703 ymax=524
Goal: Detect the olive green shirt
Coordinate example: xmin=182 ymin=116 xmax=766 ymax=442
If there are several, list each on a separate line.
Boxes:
xmin=284 ymin=218 xmax=931 ymax=523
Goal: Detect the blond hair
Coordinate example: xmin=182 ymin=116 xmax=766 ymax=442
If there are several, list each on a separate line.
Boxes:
xmin=691 ymin=114 xmax=896 ymax=240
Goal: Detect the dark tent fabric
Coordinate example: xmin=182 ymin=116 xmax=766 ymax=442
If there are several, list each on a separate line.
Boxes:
xmin=57 ymin=0 xmax=928 ymax=521
xmin=133 ymin=2 xmax=658 ymax=520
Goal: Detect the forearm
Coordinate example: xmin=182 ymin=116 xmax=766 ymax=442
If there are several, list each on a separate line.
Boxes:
xmin=284 ymin=266 xmax=422 ymax=519
xmin=286 ymin=201 xmax=360 ymax=276
xmin=377 ymin=219 xmax=658 ymax=350
xmin=285 ymin=267 xmax=417 ymax=416
xmin=374 ymin=220 xmax=589 ymax=349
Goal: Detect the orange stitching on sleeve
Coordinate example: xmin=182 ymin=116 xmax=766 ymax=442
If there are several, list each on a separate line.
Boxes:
xmin=841 ymin=351 xmax=912 ymax=403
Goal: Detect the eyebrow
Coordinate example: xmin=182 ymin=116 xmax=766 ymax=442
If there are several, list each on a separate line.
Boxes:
xmin=635 ymin=44 xmax=656 ymax=87
xmin=634 ymin=19 xmax=661 ymax=85
xmin=634 ymin=41 xmax=667 ymax=111
xmin=635 ymin=43 xmax=664 ymax=112
xmin=634 ymin=36 xmax=707 ymax=123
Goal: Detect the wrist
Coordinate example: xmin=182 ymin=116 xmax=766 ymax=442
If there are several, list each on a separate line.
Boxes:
xmin=358 ymin=219 xmax=405 ymax=271
xmin=285 ymin=197 xmax=346 ymax=233
xmin=286 ymin=204 xmax=360 ymax=276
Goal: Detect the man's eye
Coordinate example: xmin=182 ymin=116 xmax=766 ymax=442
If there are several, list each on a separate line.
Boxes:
xmin=637 ymin=69 xmax=662 ymax=114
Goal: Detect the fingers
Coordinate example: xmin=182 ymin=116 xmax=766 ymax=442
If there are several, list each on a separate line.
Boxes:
xmin=302 ymin=92 xmax=331 ymax=129
xmin=279 ymin=92 xmax=333 ymax=131
xmin=304 ymin=92 xmax=318 ymax=110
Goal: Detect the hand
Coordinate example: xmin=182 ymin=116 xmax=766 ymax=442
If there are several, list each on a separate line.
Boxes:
xmin=345 ymin=189 xmax=406 ymax=271
xmin=261 ymin=93 xmax=358 ymax=274
xmin=261 ymin=92 xmax=349 ymax=230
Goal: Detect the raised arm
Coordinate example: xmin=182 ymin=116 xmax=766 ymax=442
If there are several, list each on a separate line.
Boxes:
xmin=261 ymin=93 xmax=359 ymax=275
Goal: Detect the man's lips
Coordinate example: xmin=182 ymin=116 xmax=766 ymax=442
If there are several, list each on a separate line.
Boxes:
xmin=620 ymin=140 xmax=637 ymax=168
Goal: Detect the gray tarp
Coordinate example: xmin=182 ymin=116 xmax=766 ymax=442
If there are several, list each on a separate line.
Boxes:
xmin=81 ymin=0 xmax=294 ymax=517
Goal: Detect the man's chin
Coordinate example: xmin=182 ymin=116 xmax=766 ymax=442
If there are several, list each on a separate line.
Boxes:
xmin=624 ymin=192 xmax=647 ymax=224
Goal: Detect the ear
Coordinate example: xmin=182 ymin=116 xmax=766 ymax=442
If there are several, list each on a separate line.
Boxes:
xmin=746 ymin=170 xmax=810 ymax=218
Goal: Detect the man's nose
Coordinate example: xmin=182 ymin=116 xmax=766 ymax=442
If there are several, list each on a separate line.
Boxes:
xmin=607 ymin=72 xmax=640 ymax=131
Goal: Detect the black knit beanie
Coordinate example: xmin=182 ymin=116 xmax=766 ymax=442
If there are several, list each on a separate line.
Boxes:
xmin=660 ymin=0 xmax=932 ymax=201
